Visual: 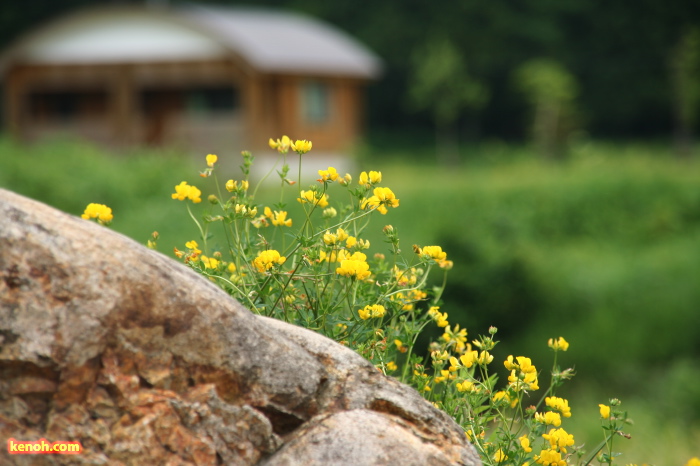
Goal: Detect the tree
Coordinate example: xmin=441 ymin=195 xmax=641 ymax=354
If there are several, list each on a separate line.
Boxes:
xmin=514 ymin=59 xmax=579 ymax=158
xmin=408 ymin=36 xmax=488 ymax=165
xmin=669 ymin=28 xmax=700 ymax=158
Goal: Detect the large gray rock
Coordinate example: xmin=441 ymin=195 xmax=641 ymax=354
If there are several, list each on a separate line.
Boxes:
xmin=0 ymin=188 xmax=481 ymax=465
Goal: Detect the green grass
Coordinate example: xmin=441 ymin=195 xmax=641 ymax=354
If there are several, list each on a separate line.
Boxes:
xmin=2 ymin=135 xmax=699 ymax=463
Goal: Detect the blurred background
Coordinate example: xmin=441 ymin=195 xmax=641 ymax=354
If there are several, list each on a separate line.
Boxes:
xmin=1 ymin=1 xmax=699 ymax=463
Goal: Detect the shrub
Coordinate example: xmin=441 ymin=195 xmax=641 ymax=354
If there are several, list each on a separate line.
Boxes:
xmin=81 ymin=137 xmax=639 ymax=465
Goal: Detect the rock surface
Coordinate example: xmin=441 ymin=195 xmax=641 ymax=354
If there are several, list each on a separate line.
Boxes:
xmin=0 ymin=188 xmax=481 ymax=466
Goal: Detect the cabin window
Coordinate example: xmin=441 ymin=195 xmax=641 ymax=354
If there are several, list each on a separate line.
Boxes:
xmin=186 ymin=86 xmax=238 ymax=114
xmin=28 ymin=90 xmax=108 ymax=122
xmin=300 ymin=81 xmax=330 ymax=124
xmin=140 ymin=85 xmax=238 ymax=116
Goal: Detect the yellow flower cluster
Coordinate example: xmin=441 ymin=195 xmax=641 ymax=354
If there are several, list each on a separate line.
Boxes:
xmin=81 ymin=203 xmax=113 ymax=225
xmin=253 ymin=249 xmax=286 ymax=273
xmin=393 ymin=265 xmax=421 ymax=286
xmin=358 ymin=304 xmax=386 ymax=320
xmin=428 ymin=306 xmax=449 ymax=327
xmin=171 ymin=181 xmax=202 ymax=203
xmin=264 ymin=207 xmax=292 ymax=227
xmin=534 ymin=448 xmax=566 ymax=466
xmin=493 ymin=390 xmax=518 ymax=408
xmin=359 ymin=170 xmax=382 ymax=186
xmin=542 ymin=427 xmax=575 ymax=453
xmin=417 ymin=245 xmax=453 ymax=269
xmin=390 ymin=288 xmax=427 ymax=311
xmin=297 ymin=190 xmax=329 ymax=208
xmin=535 ymin=411 xmax=562 ymax=427
xmin=441 ymin=323 xmax=469 ymax=353
xmin=335 ymin=252 xmax=371 ymax=280
xmin=291 ymin=139 xmax=312 ymax=154
xmin=519 ymin=435 xmax=533 ymax=453
xmin=548 ymin=336 xmax=570 ymax=351
xmin=546 ymin=396 xmax=572 ymax=418
xmin=268 ymin=135 xmax=312 ymax=155
xmin=226 ymin=179 xmax=249 ymax=192
xmin=318 ymin=166 xmax=339 ymax=182
xmin=361 ymin=187 xmax=399 ymax=215
xmin=200 ymin=255 xmax=220 ymax=269
xmin=505 ymin=355 xmax=540 ymax=391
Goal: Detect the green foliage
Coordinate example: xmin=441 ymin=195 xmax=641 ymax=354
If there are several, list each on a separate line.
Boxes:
xmin=3 ymin=136 xmax=699 ymax=463
xmin=513 ymin=59 xmax=579 ymax=157
xmin=408 ymin=36 xmax=488 ymax=126
xmin=0 ymin=136 xmax=198 ymax=248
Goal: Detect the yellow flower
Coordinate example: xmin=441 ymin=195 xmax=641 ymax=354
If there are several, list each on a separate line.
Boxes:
xmin=456 ymin=380 xmax=474 ymax=392
xmin=427 ymin=306 xmax=449 ymax=327
xmin=200 ymin=255 xmax=220 ymax=269
xmin=323 ymin=231 xmax=338 ymax=245
xmin=359 ymin=170 xmax=382 ymax=186
xmin=206 ymin=153 xmax=218 ymax=167
xmin=253 ymin=249 xmax=286 ymax=273
xmin=548 ymin=336 xmax=570 ymax=351
xmin=542 ymin=428 xmax=575 ymax=453
xmin=534 ymin=448 xmax=566 ymax=466
xmin=519 ymin=435 xmax=533 ymax=453
xmin=394 ymin=339 xmax=407 ymax=353
xmin=508 ymin=355 xmax=534 ymax=371
xmin=474 ymin=351 xmax=492 ymax=365
xmin=535 ymin=411 xmax=562 ymax=427
xmin=358 ymin=304 xmax=385 ymax=320
xmin=685 ymin=458 xmax=700 ymax=466
xmin=335 ymin=228 xmax=349 ymax=242
xmin=358 ymin=306 xmax=371 ymax=320
xmin=336 ymin=252 xmax=371 ymax=280
xmin=269 ymin=135 xmax=291 ymax=153
xmin=546 ymin=396 xmax=572 ymax=418
xmin=361 ymin=187 xmax=399 ymax=214
xmin=264 ymin=207 xmax=293 ymax=227
xmin=493 ymin=390 xmax=519 ymax=408
xmin=599 ymin=404 xmax=611 ymax=419
xmin=439 ymin=259 xmax=454 ymax=270
xmin=297 ymin=190 xmax=329 ymax=208
xmin=318 ymin=166 xmax=339 ymax=182
xmin=457 ymin=351 xmax=477 ymax=368
xmin=172 ymin=181 xmax=202 ymax=203
xmin=291 ymin=139 xmax=312 ymax=154
xmin=394 ymin=266 xmax=420 ymax=286
xmin=81 ymin=203 xmax=113 ymax=225
xmin=386 ymin=361 xmax=398 ymax=371
xmin=494 ymin=449 xmax=507 ymax=463
xmin=418 ymin=245 xmax=447 ymax=262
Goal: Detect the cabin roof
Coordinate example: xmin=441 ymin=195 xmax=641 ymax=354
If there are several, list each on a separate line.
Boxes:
xmin=0 ymin=4 xmax=382 ymax=79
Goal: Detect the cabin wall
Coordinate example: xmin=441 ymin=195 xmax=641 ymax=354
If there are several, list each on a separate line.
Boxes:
xmin=3 ymin=62 xmax=367 ymax=157
xmin=3 ymin=60 xmax=249 ymax=153
xmin=265 ymin=74 xmax=364 ymax=154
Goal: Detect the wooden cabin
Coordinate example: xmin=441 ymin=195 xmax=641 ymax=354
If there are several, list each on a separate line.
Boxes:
xmin=0 ymin=5 xmax=382 ymax=156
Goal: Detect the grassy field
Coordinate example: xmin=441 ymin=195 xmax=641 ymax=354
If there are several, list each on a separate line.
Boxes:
xmin=1 ymin=135 xmax=699 ymax=463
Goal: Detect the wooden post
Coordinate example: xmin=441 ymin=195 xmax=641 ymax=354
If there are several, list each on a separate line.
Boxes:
xmin=111 ymin=65 xmax=135 ymax=146
xmin=3 ymin=67 xmax=26 ymax=140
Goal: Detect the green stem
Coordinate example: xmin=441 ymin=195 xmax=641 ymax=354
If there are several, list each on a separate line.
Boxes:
xmin=582 ymin=431 xmax=617 ymax=466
